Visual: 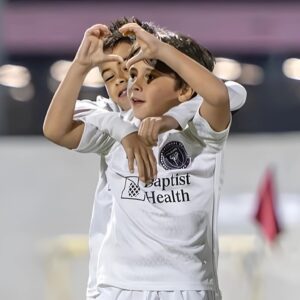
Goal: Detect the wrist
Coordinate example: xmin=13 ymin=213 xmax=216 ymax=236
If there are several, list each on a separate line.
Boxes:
xmin=156 ymin=42 xmax=173 ymax=63
xmin=160 ymin=116 xmax=180 ymax=132
xmin=71 ymin=60 xmax=92 ymax=76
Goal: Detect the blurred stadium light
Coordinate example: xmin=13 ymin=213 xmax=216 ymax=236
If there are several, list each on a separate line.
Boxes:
xmin=1 ymin=1 xmax=300 ymax=134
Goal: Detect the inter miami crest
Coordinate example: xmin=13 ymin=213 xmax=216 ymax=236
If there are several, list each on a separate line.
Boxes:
xmin=121 ymin=176 xmax=145 ymax=201
xmin=159 ymin=141 xmax=191 ymax=170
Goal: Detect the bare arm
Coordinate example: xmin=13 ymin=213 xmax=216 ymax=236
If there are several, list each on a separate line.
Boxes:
xmin=43 ymin=24 xmax=122 ymax=149
xmin=156 ymin=43 xmax=230 ymax=131
xmin=43 ymin=63 xmax=88 ymax=149
xmin=120 ymin=24 xmax=230 ymax=132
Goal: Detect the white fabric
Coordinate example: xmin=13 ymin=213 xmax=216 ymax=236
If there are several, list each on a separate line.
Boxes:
xmin=73 ymin=97 xmax=137 ymax=299
xmin=82 ymin=107 xmax=231 ymax=293
xmin=95 ymin=286 xmax=221 ymax=300
xmin=225 ymin=81 xmax=247 ymax=111
xmin=74 ymin=82 xmax=244 ymax=297
xmin=74 ymin=97 xmax=138 ymax=145
xmin=165 ymin=81 xmax=246 ymax=130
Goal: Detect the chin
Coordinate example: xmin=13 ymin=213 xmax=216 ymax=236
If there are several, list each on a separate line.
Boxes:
xmin=120 ymin=103 xmax=131 ymax=111
xmin=132 ymin=109 xmax=147 ymax=120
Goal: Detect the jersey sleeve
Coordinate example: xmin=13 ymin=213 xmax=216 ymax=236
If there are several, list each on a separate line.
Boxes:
xmin=187 ymin=103 xmax=231 ymax=153
xmin=164 ymin=95 xmax=201 ymax=129
xmin=225 ymin=81 xmax=247 ymax=111
xmin=78 ymin=109 xmax=138 ymax=143
xmin=164 ymin=81 xmax=246 ymax=130
xmin=73 ymin=100 xmax=137 ymax=154
xmin=74 ymin=122 xmax=115 ymax=155
xmin=73 ymin=97 xmax=114 ymax=119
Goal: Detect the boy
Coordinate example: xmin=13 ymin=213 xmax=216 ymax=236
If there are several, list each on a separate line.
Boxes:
xmin=75 ymin=23 xmax=239 ymax=299
xmin=43 ymin=19 xmax=246 ymax=300
xmin=98 ymin=25 xmax=229 ymax=300
xmin=74 ymin=23 xmax=245 ymax=299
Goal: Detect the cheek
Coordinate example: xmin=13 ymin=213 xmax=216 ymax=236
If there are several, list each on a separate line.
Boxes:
xmin=105 ymin=83 xmax=116 ymax=97
xmin=152 ymin=85 xmax=177 ymax=101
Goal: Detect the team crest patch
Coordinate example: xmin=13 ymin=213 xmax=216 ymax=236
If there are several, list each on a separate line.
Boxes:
xmin=159 ymin=141 xmax=191 ymax=170
xmin=121 ymin=176 xmax=145 ymax=201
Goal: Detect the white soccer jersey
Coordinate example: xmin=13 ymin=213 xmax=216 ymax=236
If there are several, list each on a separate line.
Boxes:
xmin=82 ymin=106 xmax=231 ymax=292
xmin=73 ymin=96 xmax=205 ymax=298
xmin=73 ymin=81 xmax=246 ymax=298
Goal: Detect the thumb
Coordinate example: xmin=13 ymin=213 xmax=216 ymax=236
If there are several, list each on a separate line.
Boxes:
xmin=126 ymin=50 xmax=146 ymax=69
xmin=103 ymin=54 xmax=124 ymax=63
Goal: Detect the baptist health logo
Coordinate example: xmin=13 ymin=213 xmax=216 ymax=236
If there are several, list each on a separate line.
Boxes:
xmin=121 ymin=173 xmax=191 ymax=204
xmin=121 ymin=176 xmax=146 ymax=201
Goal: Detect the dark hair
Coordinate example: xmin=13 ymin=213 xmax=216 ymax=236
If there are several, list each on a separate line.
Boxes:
xmin=161 ymin=33 xmax=215 ymax=72
xmin=156 ymin=32 xmax=215 ymax=91
xmin=103 ymin=17 xmax=157 ymax=51
xmin=162 ymin=31 xmax=215 ymax=92
xmin=128 ymin=29 xmax=215 ymax=93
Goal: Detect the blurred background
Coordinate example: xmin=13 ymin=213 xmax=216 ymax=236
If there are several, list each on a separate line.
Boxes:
xmin=0 ymin=0 xmax=300 ymax=299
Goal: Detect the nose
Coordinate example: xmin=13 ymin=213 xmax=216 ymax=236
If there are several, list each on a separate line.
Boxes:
xmin=131 ymin=76 xmax=143 ymax=92
xmin=115 ymin=64 xmax=128 ymax=85
xmin=115 ymin=78 xmax=126 ymax=85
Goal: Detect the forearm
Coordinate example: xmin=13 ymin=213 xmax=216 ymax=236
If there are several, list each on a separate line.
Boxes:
xmin=43 ymin=62 xmax=89 ymax=143
xmin=78 ymin=110 xmax=138 ymax=142
xmin=157 ymin=43 xmax=228 ymax=107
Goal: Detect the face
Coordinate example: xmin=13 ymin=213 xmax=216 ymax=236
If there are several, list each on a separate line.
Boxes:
xmin=99 ymin=42 xmax=132 ymax=111
xmin=128 ymin=60 xmax=181 ymax=120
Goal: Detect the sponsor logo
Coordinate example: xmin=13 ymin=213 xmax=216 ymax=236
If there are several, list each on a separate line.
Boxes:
xmin=159 ymin=141 xmax=191 ymax=170
xmin=121 ymin=176 xmax=145 ymax=201
xmin=120 ymin=174 xmax=191 ymax=204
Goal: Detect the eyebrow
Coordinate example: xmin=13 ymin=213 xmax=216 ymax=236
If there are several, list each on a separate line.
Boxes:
xmin=130 ymin=66 xmax=154 ymax=74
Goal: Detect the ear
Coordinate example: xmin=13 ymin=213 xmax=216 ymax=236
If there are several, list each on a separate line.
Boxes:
xmin=178 ymin=84 xmax=194 ymax=103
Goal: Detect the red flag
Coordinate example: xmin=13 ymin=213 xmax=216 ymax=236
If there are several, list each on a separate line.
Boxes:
xmin=255 ymin=168 xmax=281 ymax=242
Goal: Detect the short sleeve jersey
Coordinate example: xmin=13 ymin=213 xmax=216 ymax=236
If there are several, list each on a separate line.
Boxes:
xmin=95 ymin=111 xmax=231 ymax=292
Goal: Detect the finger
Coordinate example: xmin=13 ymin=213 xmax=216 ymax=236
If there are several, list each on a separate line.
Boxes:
xmin=140 ymin=147 xmax=152 ymax=183
xmin=126 ymin=50 xmax=146 ymax=69
xmin=126 ymin=149 xmax=134 ymax=173
xmin=103 ymin=54 xmax=124 ymax=63
xmin=119 ymin=23 xmax=141 ymax=36
xmin=135 ymin=151 xmax=146 ymax=183
xmin=138 ymin=120 xmax=147 ymax=141
xmin=81 ymin=38 xmax=93 ymax=57
xmin=147 ymin=148 xmax=157 ymax=180
xmin=86 ymin=24 xmax=110 ymax=37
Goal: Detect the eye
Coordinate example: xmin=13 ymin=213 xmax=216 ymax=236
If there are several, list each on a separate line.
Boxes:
xmin=145 ymin=72 xmax=158 ymax=83
xmin=129 ymin=70 xmax=137 ymax=80
xmin=102 ymin=72 xmax=115 ymax=82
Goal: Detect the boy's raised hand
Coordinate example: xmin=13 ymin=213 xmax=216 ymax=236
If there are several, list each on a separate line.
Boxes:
xmin=121 ymin=132 xmax=157 ymax=183
xmin=74 ymin=24 xmax=123 ymax=70
xmin=119 ymin=23 xmax=161 ymax=69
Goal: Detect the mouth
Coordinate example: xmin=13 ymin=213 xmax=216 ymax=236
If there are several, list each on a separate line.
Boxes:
xmin=118 ymin=89 xmax=127 ymax=98
xmin=131 ymin=97 xmax=145 ymax=105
